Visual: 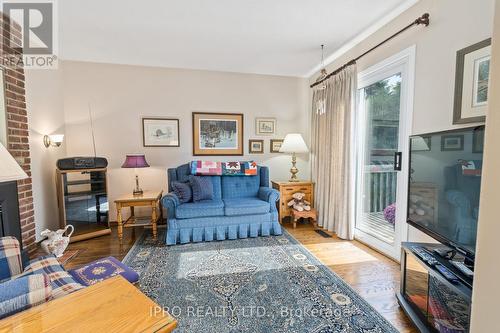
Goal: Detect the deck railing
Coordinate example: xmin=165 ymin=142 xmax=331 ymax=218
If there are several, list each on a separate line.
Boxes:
xmin=366 ymin=167 xmax=397 ymax=213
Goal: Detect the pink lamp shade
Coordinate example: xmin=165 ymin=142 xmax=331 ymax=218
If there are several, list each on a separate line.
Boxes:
xmin=121 ymin=154 xmax=150 ymax=168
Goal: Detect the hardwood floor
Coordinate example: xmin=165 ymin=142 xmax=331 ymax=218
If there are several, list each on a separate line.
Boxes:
xmin=286 ymin=224 xmax=416 ymax=333
xmin=62 ymin=224 xmax=416 ymax=332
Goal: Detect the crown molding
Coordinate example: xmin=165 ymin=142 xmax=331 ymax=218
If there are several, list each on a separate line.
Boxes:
xmin=305 ymin=0 xmax=420 ymax=78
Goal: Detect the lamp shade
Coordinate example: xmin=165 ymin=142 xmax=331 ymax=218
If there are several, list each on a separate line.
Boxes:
xmin=411 ymin=137 xmax=430 ymax=151
xmin=279 ymin=133 xmax=309 ymax=153
xmin=0 ymin=143 xmax=28 ymax=182
xmin=121 ymin=154 xmax=150 ymax=168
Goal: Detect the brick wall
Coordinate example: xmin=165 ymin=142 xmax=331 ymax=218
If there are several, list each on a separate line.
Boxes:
xmin=1 ymin=13 xmax=36 ymax=255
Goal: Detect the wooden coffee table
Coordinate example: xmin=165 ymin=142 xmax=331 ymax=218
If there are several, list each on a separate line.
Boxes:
xmin=115 ymin=190 xmax=163 ymax=243
xmin=0 ymin=276 xmax=177 ymax=332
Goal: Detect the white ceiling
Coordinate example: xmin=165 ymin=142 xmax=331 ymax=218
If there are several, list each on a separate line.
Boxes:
xmin=59 ymin=0 xmax=415 ymax=77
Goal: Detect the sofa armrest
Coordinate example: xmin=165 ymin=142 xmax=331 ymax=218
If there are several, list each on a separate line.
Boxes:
xmin=0 ymin=236 xmax=23 ymax=281
xmin=446 ymin=190 xmax=472 ymax=215
xmin=162 ymin=192 xmax=181 ymax=219
xmin=0 ymin=273 xmax=52 ymax=319
xmin=258 ymin=187 xmax=280 ymax=212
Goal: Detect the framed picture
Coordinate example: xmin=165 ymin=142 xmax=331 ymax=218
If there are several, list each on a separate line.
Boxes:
xmin=248 ymin=139 xmax=264 ymax=154
xmin=255 ymin=117 xmax=276 ymax=135
xmin=270 ymin=139 xmax=283 ymax=153
xmin=192 ymin=112 xmax=244 ymax=156
xmin=453 ymin=38 xmax=491 ymax=124
xmin=472 ymin=126 xmax=485 ymax=153
xmin=411 ymin=136 xmax=432 ymax=152
xmin=142 ymin=118 xmax=180 ymax=147
xmin=441 ymin=135 xmax=464 ymax=151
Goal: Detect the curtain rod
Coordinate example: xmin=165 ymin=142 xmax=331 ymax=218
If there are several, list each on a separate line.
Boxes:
xmin=310 ymin=13 xmax=430 ymax=89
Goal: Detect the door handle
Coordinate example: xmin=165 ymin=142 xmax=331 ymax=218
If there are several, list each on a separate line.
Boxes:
xmin=394 ymin=152 xmax=402 ymax=171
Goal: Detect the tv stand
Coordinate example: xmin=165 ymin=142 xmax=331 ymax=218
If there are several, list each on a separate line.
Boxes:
xmin=398 ymin=242 xmax=472 ymax=332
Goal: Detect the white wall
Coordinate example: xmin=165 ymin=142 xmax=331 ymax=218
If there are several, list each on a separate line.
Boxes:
xmin=470 ymin=1 xmax=500 ymax=330
xmin=26 ymin=65 xmax=67 ymax=240
xmin=59 ymin=61 xmax=309 ymax=220
xmin=308 ymin=0 xmax=494 ymax=242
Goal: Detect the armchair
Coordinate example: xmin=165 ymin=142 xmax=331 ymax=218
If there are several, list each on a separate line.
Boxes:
xmin=444 ymin=163 xmax=482 ymax=245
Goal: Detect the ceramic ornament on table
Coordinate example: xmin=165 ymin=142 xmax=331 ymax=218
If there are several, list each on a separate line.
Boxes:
xmin=40 ymin=225 xmax=74 ymax=258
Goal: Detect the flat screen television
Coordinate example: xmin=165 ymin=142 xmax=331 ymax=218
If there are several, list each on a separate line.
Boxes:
xmin=408 ymin=126 xmax=485 ymax=263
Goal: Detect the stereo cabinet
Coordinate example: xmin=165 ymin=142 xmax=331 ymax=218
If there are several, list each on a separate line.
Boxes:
xmin=55 ymin=168 xmax=111 ymax=242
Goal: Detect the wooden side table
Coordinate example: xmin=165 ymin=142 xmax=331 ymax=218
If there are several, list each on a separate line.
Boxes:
xmin=291 ymin=208 xmax=318 ymax=229
xmin=271 ymin=181 xmax=314 ymax=223
xmin=115 ymin=190 xmax=163 ymax=242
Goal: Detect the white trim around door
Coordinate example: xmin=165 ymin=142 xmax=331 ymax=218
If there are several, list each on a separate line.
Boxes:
xmin=354 ymin=45 xmax=416 ymax=261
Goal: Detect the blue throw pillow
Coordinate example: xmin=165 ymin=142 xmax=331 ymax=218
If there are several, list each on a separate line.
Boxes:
xmin=189 ymin=176 xmax=214 ymax=202
xmin=171 ymin=181 xmax=192 ymax=203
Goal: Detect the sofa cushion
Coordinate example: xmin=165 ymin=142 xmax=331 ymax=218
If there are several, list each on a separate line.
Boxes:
xmin=221 ymin=175 xmax=260 ymax=199
xmin=24 ymin=255 xmax=84 ymax=299
xmin=171 ymin=181 xmax=192 ymax=203
xmin=0 ymin=273 xmax=52 ymax=319
xmin=224 ymin=198 xmax=270 ymax=216
xmin=176 ymin=199 xmax=224 ymax=219
xmin=189 ymin=176 xmax=214 ymax=201
xmin=169 ymin=164 xmax=224 ymax=199
xmin=68 ymin=256 xmax=139 ymax=286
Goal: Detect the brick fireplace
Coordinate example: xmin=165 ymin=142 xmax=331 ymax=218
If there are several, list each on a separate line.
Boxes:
xmin=1 ymin=13 xmax=35 ymax=255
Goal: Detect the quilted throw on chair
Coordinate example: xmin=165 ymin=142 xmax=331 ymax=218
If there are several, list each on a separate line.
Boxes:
xmin=190 ymin=161 xmax=257 ymax=176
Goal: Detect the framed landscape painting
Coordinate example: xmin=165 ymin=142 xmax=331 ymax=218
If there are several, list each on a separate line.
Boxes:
xmin=192 ymin=112 xmax=244 ymax=156
xmin=255 ymin=117 xmax=276 ymax=135
xmin=142 ymin=118 xmax=179 ymax=147
xmin=453 ymin=38 xmax=491 ymax=124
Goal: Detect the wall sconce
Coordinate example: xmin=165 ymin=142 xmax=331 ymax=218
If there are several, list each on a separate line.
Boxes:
xmin=43 ymin=134 xmax=64 ymax=148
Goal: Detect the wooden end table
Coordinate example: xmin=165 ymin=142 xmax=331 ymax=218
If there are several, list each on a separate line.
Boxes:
xmin=271 ymin=181 xmax=314 ymax=223
xmin=291 ymin=208 xmax=318 ymax=229
xmin=0 ymin=276 xmax=177 ymax=332
xmin=115 ymin=190 xmax=163 ymax=242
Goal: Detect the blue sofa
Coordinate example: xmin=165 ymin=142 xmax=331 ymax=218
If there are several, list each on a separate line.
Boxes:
xmin=162 ymin=164 xmax=282 ymax=245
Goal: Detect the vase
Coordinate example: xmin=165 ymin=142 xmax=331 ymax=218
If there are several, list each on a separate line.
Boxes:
xmin=40 ymin=225 xmax=74 ymax=258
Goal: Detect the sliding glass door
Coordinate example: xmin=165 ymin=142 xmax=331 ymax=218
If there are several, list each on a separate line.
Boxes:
xmin=354 ymin=47 xmax=415 ymax=260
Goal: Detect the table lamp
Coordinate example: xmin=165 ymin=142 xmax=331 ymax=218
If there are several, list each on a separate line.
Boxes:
xmin=279 ymin=133 xmax=309 ymax=182
xmin=121 ymin=154 xmax=150 ymax=196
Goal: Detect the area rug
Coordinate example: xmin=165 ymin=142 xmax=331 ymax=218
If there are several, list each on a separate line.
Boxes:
xmin=123 ymin=230 xmax=397 ymax=333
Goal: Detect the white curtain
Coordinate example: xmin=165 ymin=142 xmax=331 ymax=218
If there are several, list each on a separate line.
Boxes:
xmin=311 ymin=64 xmax=357 ymax=240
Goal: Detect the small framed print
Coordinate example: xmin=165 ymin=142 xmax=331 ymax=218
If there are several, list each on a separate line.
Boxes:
xmin=270 ymin=139 xmax=283 ymax=153
xmin=453 ymin=38 xmax=491 ymax=124
xmin=249 ymin=139 xmax=264 ymax=154
xmin=255 ymin=118 xmax=276 ymax=135
xmin=142 ymin=118 xmax=180 ymax=147
xmin=441 ymin=135 xmax=464 ymax=151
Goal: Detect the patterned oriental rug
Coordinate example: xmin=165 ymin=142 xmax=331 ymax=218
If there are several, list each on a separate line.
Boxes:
xmin=123 ymin=230 xmax=398 ymax=333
